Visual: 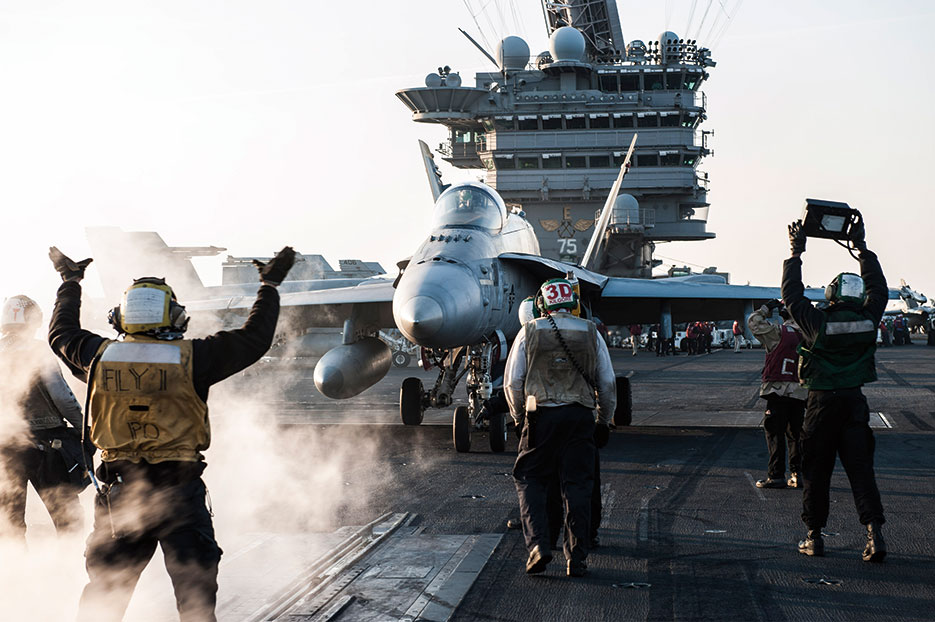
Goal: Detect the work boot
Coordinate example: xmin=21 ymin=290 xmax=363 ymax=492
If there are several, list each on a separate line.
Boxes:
xmin=756 ymin=477 xmax=787 ymax=489
xmin=862 ymin=521 xmax=887 ymax=563
xmin=567 ymin=560 xmax=588 ymax=577
xmin=506 ymin=518 xmax=521 ymax=530
xmin=525 ymin=545 xmax=552 ymax=574
xmin=798 ymin=530 xmax=824 ymax=557
xmin=787 ymin=473 xmax=800 ymax=488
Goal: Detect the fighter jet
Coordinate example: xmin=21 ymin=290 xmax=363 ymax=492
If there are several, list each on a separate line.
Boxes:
xmin=884 ymin=279 xmax=933 ymax=331
xmin=188 ymin=139 xmax=807 ymax=453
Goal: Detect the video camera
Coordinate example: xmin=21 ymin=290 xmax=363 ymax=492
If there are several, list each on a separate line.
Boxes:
xmin=800 ymin=198 xmax=863 ymax=241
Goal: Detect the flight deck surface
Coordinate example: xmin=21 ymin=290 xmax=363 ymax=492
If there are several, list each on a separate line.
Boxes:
xmin=23 ymin=341 xmax=931 ymax=621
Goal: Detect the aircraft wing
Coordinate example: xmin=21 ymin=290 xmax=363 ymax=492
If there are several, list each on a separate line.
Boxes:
xmin=595 ymin=277 xmax=824 ymax=324
xmin=185 ymin=278 xmax=397 ymax=332
xmin=498 ymin=252 xmax=608 ymax=292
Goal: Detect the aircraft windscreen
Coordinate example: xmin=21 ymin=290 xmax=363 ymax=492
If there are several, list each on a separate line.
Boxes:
xmin=431 ymin=187 xmax=503 ymax=231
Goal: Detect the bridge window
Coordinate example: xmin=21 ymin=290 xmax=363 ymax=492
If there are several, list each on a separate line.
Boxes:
xmin=565 ymin=115 xmax=586 ymax=129
xmin=542 ymin=115 xmax=562 ymax=130
xmin=636 ymin=154 xmax=658 ymax=167
xmin=613 ymin=152 xmax=628 ymax=167
xmin=637 ymin=113 xmax=658 ymax=128
xmin=589 ymin=114 xmax=610 ymax=129
xmin=493 ymin=116 xmax=514 ymax=131
xmin=660 ymin=151 xmax=681 ymax=166
xmin=589 ymin=155 xmax=611 ymax=168
xmin=517 ymin=156 xmax=539 ymax=169
xmin=660 ymin=112 xmax=680 ymax=127
xmin=518 ymin=115 xmax=538 ymax=130
xmin=542 ymin=153 xmax=562 ymax=169
xmin=644 ymin=72 xmax=664 ymax=91
xmin=613 ymin=114 xmax=634 ymax=128
xmin=492 ymin=154 xmax=514 ymax=169
xmin=620 ymin=73 xmax=639 ymax=91
xmin=684 ymin=70 xmax=701 ymax=90
xmin=666 ymin=71 xmax=686 ymax=90
xmin=565 ymin=155 xmax=587 ymax=168
xmin=598 ymin=74 xmax=618 ymax=93
xmin=682 ymin=154 xmax=697 ymax=166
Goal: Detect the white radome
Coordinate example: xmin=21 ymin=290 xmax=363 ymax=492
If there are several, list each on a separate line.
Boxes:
xmin=549 ymin=27 xmax=586 ymax=63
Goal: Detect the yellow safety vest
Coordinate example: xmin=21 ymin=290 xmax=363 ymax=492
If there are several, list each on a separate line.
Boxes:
xmin=524 ymin=314 xmax=598 ymax=409
xmin=88 ymin=336 xmax=209 ymax=463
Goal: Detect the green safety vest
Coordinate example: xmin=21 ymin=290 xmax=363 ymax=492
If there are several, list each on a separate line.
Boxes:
xmin=797 ymin=306 xmax=877 ymax=390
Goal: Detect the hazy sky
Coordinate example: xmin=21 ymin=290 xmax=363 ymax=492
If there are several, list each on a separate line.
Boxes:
xmin=1 ymin=1 xmax=933 ymax=313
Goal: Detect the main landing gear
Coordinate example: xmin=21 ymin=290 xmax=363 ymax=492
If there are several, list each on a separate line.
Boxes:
xmin=398 ymin=343 xmax=506 ymax=453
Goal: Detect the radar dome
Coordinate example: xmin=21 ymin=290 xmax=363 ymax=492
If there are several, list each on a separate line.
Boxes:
xmin=425 ymin=73 xmax=443 ymax=87
xmin=497 ymin=36 xmax=530 ymax=72
xmin=549 ymin=26 xmax=586 ymax=63
xmin=611 ymin=194 xmax=640 ymax=226
xmin=445 ymin=72 xmax=462 ymax=87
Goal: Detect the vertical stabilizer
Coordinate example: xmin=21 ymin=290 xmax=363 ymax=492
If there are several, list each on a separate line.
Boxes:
xmin=85 ymin=227 xmax=222 ymax=302
xmin=419 ymin=140 xmax=449 ymax=202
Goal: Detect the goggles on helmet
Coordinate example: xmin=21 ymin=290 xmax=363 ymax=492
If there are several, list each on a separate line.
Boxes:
xmin=109 ymin=277 xmax=188 ymax=339
xmin=825 ymin=272 xmax=866 ymax=305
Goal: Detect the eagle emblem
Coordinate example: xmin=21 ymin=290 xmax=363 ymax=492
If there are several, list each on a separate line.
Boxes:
xmin=540 ymin=207 xmax=594 ymax=239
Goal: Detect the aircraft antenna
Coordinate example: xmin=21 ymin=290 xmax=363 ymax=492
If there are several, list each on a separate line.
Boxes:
xmin=458 ymin=28 xmax=500 ymax=68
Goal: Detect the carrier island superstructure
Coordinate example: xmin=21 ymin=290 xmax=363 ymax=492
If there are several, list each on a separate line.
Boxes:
xmin=396 ymin=1 xmax=717 ymax=278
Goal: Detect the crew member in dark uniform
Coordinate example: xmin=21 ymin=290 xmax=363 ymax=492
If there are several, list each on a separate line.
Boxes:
xmin=47 ymin=245 xmax=295 ymax=621
xmin=504 ymin=278 xmax=615 ymax=577
xmin=747 ymin=300 xmax=807 ymax=489
xmin=783 ymin=221 xmax=887 ymax=562
xmin=0 ymin=295 xmax=89 ymax=539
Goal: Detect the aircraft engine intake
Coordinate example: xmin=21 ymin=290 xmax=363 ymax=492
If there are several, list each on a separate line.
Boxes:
xmin=313 ymin=337 xmax=392 ymax=399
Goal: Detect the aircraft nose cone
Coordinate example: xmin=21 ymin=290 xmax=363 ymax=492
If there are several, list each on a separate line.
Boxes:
xmin=397 ymin=296 xmax=445 ymax=342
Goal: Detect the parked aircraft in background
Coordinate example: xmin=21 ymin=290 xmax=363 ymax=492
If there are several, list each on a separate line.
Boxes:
xmin=884 ymin=280 xmax=932 ymax=331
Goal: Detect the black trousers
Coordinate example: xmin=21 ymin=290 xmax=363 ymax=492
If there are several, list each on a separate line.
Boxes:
xmin=77 ymin=463 xmax=222 ymax=622
xmin=800 ymin=388 xmax=885 ymax=530
xmin=763 ymin=395 xmax=805 ymax=479
xmin=547 ymin=449 xmax=602 ymax=546
xmin=0 ymin=441 xmax=83 ymax=538
xmin=514 ymin=405 xmax=595 ymax=564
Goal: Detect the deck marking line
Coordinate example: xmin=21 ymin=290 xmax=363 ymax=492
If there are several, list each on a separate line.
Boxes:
xmin=745 ymin=472 xmax=767 ymax=501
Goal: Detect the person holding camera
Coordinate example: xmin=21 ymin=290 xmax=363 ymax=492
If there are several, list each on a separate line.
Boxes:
xmin=782 ymin=219 xmax=887 ymax=562
xmin=0 ymin=295 xmax=89 ymax=540
xmin=504 ymin=278 xmax=615 ymax=578
xmin=747 ymin=300 xmax=807 ymax=489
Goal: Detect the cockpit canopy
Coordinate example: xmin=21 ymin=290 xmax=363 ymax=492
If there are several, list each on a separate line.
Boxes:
xmin=431 ymin=183 xmax=506 ymax=232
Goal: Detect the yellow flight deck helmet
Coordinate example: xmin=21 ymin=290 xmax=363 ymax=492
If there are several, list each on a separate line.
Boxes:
xmin=1 ymin=295 xmax=42 ymax=334
xmin=108 ymin=277 xmax=188 ymax=339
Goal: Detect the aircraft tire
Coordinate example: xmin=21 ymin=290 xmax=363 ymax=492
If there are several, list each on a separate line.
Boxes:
xmin=400 ymin=377 xmax=424 ymax=426
xmin=393 ymin=351 xmax=411 ymax=367
xmin=489 ymin=410 xmax=507 ymax=453
xmin=453 ymin=406 xmax=471 ymax=453
xmin=614 ymin=375 xmax=633 ymax=427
